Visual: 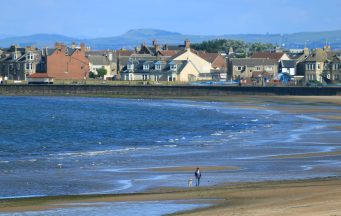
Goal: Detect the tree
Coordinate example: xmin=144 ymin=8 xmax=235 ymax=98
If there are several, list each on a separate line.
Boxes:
xmin=89 ymin=71 xmax=96 ymax=79
xmin=96 ymin=68 xmax=107 ymax=79
xmin=191 ymin=39 xmax=275 ymax=57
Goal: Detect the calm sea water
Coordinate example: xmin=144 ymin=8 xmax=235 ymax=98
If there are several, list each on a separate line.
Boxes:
xmin=0 ymin=96 xmax=340 ymax=199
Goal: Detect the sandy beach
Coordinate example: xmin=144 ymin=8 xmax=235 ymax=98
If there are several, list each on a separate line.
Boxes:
xmin=1 ymin=178 xmax=341 ymax=216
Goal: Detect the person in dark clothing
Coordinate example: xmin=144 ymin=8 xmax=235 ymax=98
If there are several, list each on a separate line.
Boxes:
xmin=194 ymin=167 xmax=201 ymax=187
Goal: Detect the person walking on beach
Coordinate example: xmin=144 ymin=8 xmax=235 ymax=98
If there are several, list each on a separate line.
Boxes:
xmin=194 ymin=168 xmax=201 ymax=187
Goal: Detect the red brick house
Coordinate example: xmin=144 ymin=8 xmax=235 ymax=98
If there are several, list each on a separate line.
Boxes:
xmin=39 ymin=43 xmax=90 ymax=80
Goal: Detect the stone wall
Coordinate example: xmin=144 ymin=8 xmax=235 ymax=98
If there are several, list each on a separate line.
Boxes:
xmin=0 ymin=85 xmax=340 ymax=97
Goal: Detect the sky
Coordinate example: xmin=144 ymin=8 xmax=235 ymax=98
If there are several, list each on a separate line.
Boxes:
xmin=1 ymin=0 xmax=341 ymax=38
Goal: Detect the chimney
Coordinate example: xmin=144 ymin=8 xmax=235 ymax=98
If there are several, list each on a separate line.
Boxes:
xmin=108 ymin=52 xmax=113 ymax=61
xmin=185 ymin=39 xmax=190 ymax=49
xmin=228 ymin=47 xmax=234 ymax=55
xmin=55 ymin=42 xmax=63 ymax=49
xmin=152 ymin=39 xmax=157 ymax=47
xmin=303 ymin=48 xmax=310 ymax=56
xmin=80 ymin=43 xmax=85 ymax=52
xmin=155 ymin=45 xmax=161 ymax=52
xmin=55 ymin=43 xmax=66 ymax=54
xmin=323 ymin=45 xmax=331 ymax=52
xmin=71 ymin=42 xmax=77 ymax=49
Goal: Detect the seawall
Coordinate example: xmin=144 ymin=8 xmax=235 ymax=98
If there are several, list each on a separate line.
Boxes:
xmin=0 ymin=85 xmax=340 ymax=97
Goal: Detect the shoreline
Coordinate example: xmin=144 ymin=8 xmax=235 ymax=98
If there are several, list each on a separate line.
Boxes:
xmin=1 ymin=177 xmax=341 ymax=215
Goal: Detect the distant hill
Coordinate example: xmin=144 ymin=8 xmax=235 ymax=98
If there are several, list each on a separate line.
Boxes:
xmin=1 ymin=29 xmax=341 ymax=50
xmin=0 ymin=34 xmax=79 ymax=48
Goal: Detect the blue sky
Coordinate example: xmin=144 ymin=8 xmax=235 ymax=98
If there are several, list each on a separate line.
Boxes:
xmin=1 ymin=0 xmax=340 ymax=38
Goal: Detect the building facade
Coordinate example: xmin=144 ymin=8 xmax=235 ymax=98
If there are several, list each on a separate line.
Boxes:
xmin=87 ymin=51 xmax=117 ymax=80
xmin=302 ymin=46 xmax=341 ymax=83
xmin=121 ymin=59 xmax=199 ymax=82
xmin=228 ymin=58 xmax=278 ymax=83
xmin=0 ymin=45 xmax=40 ymax=81
xmin=40 ymin=43 xmax=90 ymax=80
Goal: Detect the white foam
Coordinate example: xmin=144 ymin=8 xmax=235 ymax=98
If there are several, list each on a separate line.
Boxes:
xmin=0 ymin=194 xmax=46 ymax=199
xmin=49 ymin=147 xmax=152 ymax=157
xmin=115 ymin=180 xmax=133 ymax=191
xmin=211 ymin=131 xmax=223 ymax=136
xmin=164 ymin=145 xmax=177 ymax=148
xmin=301 ymin=165 xmax=313 ymax=171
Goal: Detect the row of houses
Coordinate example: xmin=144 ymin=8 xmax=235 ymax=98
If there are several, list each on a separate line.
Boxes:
xmin=228 ymin=46 xmax=341 ymax=84
xmin=0 ymin=40 xmax=227 ymax=83
xmin=0 ymin=43 xmax=89 ymax=81
xmin=1 ymin=40 xmax=340 ymax=84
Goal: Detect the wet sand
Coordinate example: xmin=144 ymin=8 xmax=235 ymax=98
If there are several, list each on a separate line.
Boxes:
xmin=272 ymin=151 xmax=341 ymax=159
xmin=1 ymin=178 xmax=341 ymax=216
xmin=149 ymin=166 xmax=240 ymax=172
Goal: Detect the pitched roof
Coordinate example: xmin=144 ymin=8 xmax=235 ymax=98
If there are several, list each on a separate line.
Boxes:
xmin=193 ymin=51 xmax=227 ymax=68
xmin=194 ymin=52 xmax=227 ymax=69
xmin=169 ymin=50 xmax=187 ymax=60
xmin=123 ymin=59 xmax=189 ymax=74
xmin=230 ymin=58 xmax=278 ymax=67
xmin=158 ymin=50 xmax=179 ymax=57
xmin=280 ymin=60 xmax=297 ymax=68
xmin=195 ymin=52 xmax=220 ymax=62
xmin=117 ymin=50 xmax=135 ymax=56
xmin=251 ymin=52 xmax=286 ymax=61
xmin=163 ymin=44 xmax=186 ymax=51
xmin=305 ymin=49 xmax=328 ymax=62
xmin=88 ymin=55 xmax=110 ymax=65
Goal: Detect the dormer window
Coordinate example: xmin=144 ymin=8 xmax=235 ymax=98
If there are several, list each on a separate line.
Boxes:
xmin=155 ymin=64 xmax=162 ymax=71
xmin=143 ymin=64 xmax=149 ymax=71
xmin=13 ymin=53 xmax=17 ymax=60
xmin=170 ymin=64 xmax=177 ymax=71
xmin=127 ymin=63 xmax=134 ymax=71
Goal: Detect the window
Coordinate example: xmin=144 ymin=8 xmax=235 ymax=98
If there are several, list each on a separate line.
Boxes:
xmin=27 ymin=52 xmax=34 ymax=60
xmin=333 ymin=64 xmax=339 ymax=70
xmin=127 ymin=63 xmax=134 ymax=70
xmin=143 ymin=74 xmax=148 ymax=80
xmin=170 ymin=64 xmax=177 ymax=71
xmin=13 ymin=53 xmax=17 ymax=60
xmin=143 ymin=64 xmax=149 ymax=71
xmin=155 ymin=64 xmax=161 ymax=70
xmin=317 ymin=63 xmax=321 ymax=70
xmin=236 ymin=66 xmax=243 ymax=71
xmin=255 ymin=66 xmax=261 ymax=71
xmin=25 ymin=63 xmax=32 ymax=71
xmin=265 ymin=66 xmax=273 ymax=71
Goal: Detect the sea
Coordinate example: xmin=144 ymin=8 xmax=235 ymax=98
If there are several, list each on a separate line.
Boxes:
xmin=0 ymin=96 xmax=340 ymax=215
